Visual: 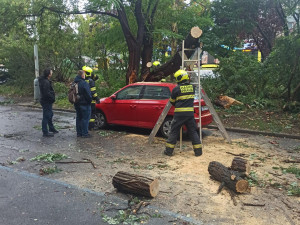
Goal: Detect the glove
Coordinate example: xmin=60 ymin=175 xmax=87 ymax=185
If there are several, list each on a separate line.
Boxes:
xmin=96 ymin=99 xmax=100 ymax=104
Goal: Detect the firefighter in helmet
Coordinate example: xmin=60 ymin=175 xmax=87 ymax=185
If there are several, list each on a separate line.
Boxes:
xmin=152 ymin=61 xmax=160 ymax=67
xmin=82 ymin=66 xmax=100 ymax=130
xmin=164 ymin=69 xmax=202 ymax=157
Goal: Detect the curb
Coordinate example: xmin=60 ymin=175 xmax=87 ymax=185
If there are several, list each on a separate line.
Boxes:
xmin=207 ymin=125 xmax=300 ymax=140
xmin=17 ymin=103 xmax=75 ymax=113
xmin=16 ymin=102 xmax=300 ymax=141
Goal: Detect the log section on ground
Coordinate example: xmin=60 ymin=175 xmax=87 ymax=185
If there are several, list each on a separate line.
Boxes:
xmin=208 ymin=161 xmax=249 ymax=193
xmin=142 ymin=26 xmax=202 ymax=82
xmin=112 ymin=171 xmax=159 ymax=198
xmin=230 ymin=157 xmax=251 ymax=175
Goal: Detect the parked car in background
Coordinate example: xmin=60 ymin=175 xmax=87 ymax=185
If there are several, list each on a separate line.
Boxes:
xmin=95 ymin=82 xmax=213 ymax=138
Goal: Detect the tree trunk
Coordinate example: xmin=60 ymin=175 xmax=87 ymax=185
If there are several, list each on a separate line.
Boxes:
xmin=230 ymin=157 xmax=251 ymax=175
xmin=112 ymin=171 xmax=159 ymax=198
xmin=140 ymin=27 xmax=154 ymax=79
xmin=292 ymin=82 xmax=300 ymax=101
xmin=117 ymin=1 xmax=144 ymax=84
xmin=127 ymin=44 xmax=142 ymax=84
xmin=142 ymin=26 xmax=203 ymax=82
xmin=208 ymin=161 xmax=249 ymax=193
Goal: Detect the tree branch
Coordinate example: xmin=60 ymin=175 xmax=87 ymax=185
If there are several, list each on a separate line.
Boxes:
xmin=26 ymin=6 xmax=119 ymax=19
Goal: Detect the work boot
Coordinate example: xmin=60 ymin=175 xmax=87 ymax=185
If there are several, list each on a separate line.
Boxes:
xmin=194 ymin=148 xmax=202 ymax=157
xmin=49 ymin=129 xmax=59 ymax=134
xmin=43 ymin=133 xmax=54 ymax=137
xmin=82 ymin=134 xmax=92 ymax=138
xmin=164 ymin=148 xmax=174 ymax=156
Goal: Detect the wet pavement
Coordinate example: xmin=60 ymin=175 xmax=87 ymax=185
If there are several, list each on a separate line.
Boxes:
xmin=0 ymin=104 xmax=202 ymax=225
xmin=1 ymin=103 xmax=300 ymax=225
xmin=1 ymin=165 xmax=199 ymax=225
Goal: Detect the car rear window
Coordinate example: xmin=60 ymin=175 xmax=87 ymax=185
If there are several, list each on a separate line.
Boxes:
xmin=141 ymin=86 xmax=170 ymax=100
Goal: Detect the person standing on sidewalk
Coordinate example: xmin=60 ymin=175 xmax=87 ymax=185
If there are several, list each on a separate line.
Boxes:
xmin=74 ymin=70 xmax=92 ymax=138
xmin=38 ymin=68 xmax=58 ymax=137
xmin=164 ymin=69 xmax=202 ymax=157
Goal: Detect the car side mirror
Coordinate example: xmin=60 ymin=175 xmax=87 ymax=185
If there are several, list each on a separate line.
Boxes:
xmin=110 ymin=94 xmax=116 ymax=100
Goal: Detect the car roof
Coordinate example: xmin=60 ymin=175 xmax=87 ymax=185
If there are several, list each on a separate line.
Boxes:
xmin=129 ymin=82 xmax=176 ymax=87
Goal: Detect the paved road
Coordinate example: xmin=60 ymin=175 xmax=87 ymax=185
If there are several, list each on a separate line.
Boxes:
xmin=0 ymin=165 xmax=198 ymax=225
xmin=0 ymin=104 xmax=203 ymax=225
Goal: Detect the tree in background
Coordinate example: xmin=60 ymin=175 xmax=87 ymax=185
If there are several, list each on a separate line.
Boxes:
xmin=211 ymin=0 xmax=285 ymax=60
xmin=265 ymin=35 xmax=300 ymax=102
xmin=1 ymin=0 xmax=213 ymax=84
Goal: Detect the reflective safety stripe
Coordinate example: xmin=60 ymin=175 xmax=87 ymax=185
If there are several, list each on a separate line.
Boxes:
xmin=193 ymin=144 xmax=202 ymax=149
xmin=90 ymin=119 xmax=95 ymax=122
xmin=91 ymin=87 xmax=96 ymax=91
xmin=169 ymin=98 xmax=175 ymax=103
xmin=93 ymin=93 xmax=98 ymax=97
xmin=91 ymin=100 xmax=96 ymax=103
xmin=165 ymin=143 xmax=175 ymax=148
xmin=86 ymin=80 xmax=90 ymax=83
xmin=176 ymin=95 xmax=194 ymax=101
xmin=174 ymin=107 xmax=194 ymax=112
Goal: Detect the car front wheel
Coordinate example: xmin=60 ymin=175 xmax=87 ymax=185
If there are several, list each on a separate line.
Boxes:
xmin=95 ymin=111 xmax=107 ymax=129
xmin=160 ymin=117 xmax=173 ymax=138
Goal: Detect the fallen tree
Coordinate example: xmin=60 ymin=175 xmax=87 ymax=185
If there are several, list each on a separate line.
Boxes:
xmin=142 ymin=26 xmax=203 ymax=82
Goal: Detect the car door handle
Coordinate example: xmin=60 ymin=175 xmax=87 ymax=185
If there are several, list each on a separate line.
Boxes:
xmin=130 ymin=105 xmax=136 ymax=109
xmin=154 ymin=106 xmax=163 ymax=110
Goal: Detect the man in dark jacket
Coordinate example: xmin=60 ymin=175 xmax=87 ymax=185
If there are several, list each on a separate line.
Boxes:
xmin=164 ymin=69 xmax=202 ymax=157
xmin=38 ymin=68 xmax=58 ymax=137
xmin=74 ymin=70 xmax=92 ymax=138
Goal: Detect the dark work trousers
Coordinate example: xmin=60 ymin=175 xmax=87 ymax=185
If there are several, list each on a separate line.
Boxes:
xmin=75 ymin=104 xmax=91 ymax=137
xmin=41 ymin=103 xmax=55 ymax=135
xmin=165 ymin=115 xmax=202 ymax=154
xmin=89 ymin=103 xmax=96 ymax=130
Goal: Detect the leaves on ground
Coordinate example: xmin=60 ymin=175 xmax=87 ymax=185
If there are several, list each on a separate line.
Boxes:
xmin=30 ymin=153 xmax=68 ymax=162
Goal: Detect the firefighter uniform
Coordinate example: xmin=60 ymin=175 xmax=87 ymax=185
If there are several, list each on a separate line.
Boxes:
xmin=164 ymin=70 xmax=202 ymax=157
xmin=82 ymin=66 xmax=100 ymax=130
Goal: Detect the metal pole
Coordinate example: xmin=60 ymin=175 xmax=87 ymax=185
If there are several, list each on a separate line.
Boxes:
xmin=197 ymin=47 xmax=202 ymax=143
xmin=32 ymin=0 xmax=40 ymax=103
xmin=179 ymin=41 xmax=185 ymax=151
xmin=34 ymin=44 xmax=39 ymax=78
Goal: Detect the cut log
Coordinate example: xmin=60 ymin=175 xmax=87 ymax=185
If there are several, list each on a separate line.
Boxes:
xmin=112 ymin=171 xmax=159 ymax=198
xmin=214 ymin=95 xmax=243 ymax=109
xmin=146 ymin=62 xmax=153 ymax=68
xmin=208 ymin=161 xmax=249 ymax=193
xmin=231 ymin=157 xmax=251 ymax=175
xmin=142 ymin=26 xmax=202 ymax=82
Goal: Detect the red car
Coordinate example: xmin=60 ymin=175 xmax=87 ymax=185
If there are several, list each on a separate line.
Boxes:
xmin=95 ymin=82 xmax=212 ymax=138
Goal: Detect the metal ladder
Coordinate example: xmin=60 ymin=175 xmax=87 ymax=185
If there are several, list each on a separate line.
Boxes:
xmin=148 ymin=41 xmax=231 ymax=144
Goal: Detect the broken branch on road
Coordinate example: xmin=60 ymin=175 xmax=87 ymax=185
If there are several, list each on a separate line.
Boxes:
xmin=55 ymin=158 xmax=96 ymax=169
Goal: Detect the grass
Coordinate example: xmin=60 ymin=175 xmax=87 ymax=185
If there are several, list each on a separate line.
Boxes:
xmin=218 ymin=108 xmax=300 ymax=135
xmin=287 ymin=182 xmax=300 ymax=196
xmin=281 ymin=166 xmax=300 ymax=178
xmin=0 ymin=84 xmax=32 ymax=96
